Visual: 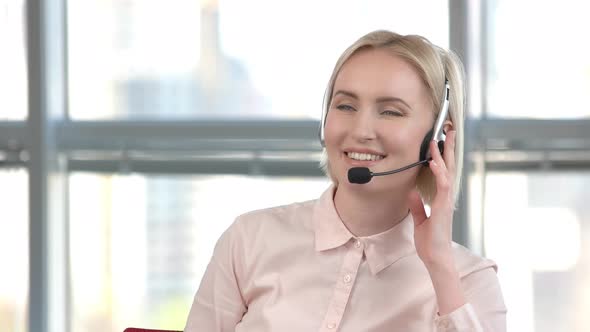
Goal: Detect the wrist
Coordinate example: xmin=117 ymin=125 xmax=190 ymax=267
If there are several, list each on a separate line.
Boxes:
xmin=425 ymin=258 xmax=466 ymax=316
xmin=426 ymin=259 xmax=459 ymax=283
xmin=421 ymin=248 xmax=455 ymax=271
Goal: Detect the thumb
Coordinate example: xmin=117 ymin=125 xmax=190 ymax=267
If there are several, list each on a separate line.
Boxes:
xmin=408 ymin=189 xmax=427 ymax=227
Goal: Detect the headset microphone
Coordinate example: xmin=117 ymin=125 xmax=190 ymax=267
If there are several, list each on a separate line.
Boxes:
xmin=348 ymin=159 xmax=430 ymax=184
xmin=347 ymin=79 xmax=451 ymax=184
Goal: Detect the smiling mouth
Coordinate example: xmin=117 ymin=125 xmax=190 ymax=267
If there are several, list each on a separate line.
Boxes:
xmin=345 ymin=151 xmax=386 ymax=162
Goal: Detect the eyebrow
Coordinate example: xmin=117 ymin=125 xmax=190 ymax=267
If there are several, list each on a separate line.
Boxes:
xmin=333 ymin=90 xmax=413 ymax=110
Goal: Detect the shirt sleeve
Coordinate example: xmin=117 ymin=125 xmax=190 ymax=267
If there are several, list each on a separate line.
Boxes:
xmin=434 ymin=266 xmax=507 ymax=332
xmin=184 ymin=220 xmax=247 ymax=332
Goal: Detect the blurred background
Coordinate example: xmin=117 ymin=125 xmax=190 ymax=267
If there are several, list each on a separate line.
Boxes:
xmin=1 ymin=0 xmax=589 ymax=331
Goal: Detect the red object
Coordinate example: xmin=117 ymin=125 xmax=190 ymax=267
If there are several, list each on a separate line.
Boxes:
xmin=124 ymin=329 xmax=183 ymax=332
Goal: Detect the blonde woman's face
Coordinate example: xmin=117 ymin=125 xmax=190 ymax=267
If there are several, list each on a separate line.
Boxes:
xmin=324 ymin=48 xmax=433 ymax=194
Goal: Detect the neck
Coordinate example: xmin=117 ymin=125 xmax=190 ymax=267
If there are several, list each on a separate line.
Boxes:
xmin=333 ymin=184 xmax=410 ymax=237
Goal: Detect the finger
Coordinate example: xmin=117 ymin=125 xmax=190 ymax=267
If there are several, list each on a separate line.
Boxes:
xmin=408 ymin=189 xmax=428 ymax=227
xmin=443 ymin=130 xmax=456 ymax=175
xmin=429 ymin=156 xmax=452 ymax=206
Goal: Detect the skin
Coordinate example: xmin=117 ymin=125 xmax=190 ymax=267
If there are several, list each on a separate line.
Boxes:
xmin=324 ymin=48 xmax=463 ymax=315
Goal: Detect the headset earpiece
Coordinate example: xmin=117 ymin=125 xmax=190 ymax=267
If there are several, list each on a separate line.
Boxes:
xmin=419 ymin=128 xmax=445 ymax=167
xmin=419 ymin=128 xmax=433 ymax=163
xmin=438 ymin=139 xmax=445 ymax=157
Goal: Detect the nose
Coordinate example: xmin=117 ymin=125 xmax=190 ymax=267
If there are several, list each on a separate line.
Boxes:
xmin=350 ymin=108 xmax=377 ymax=142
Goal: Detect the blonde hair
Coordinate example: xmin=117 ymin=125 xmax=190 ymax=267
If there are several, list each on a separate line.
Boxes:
xmin=319 ymin=30 xmax=466 ymax=208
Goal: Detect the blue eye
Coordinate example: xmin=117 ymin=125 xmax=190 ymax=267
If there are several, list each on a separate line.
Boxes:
xmin=336 ymin=104 xmax=356 ymax=112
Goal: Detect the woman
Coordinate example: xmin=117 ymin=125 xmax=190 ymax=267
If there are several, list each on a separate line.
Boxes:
xmin=185 ymin=30 xmax=506 ymax=331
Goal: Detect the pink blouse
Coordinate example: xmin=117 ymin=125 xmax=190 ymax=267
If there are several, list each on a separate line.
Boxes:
xmin=185 ymin=185 xmax=506 ymax=331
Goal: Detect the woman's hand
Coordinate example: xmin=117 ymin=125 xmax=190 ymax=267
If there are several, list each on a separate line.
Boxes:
xmin=408 ymin=130 xmax=466 ymax=315
xmin=408 ymin=130 xmax=457 ymax=267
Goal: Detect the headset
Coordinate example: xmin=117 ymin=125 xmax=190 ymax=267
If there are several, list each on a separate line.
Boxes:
xmin=318 ymin=79 xmax=451 ymax=184
xmin=421 ymin=78 xmax=450 ymax=161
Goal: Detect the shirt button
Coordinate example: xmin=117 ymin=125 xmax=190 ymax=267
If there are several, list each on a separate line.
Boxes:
xmin=343 ymin=274 xmax=352 ymax=283
xmin=327 ymin=323 xmax=336 ymax=329
xmin=439 ymin=319 xmax=450 ymax=329
xmin=355 ymin=240 xmax=361 ymax=248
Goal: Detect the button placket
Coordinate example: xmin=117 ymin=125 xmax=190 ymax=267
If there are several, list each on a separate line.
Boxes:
xmin=318 ymin=240 xmax=364 ymax=332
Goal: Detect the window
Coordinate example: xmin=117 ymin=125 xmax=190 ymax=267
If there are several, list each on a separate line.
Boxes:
xmin=67 ymin=0 xmax=449 ymax=120
xmin=487 ymin=0 xmax=590 ymax=118
xmin=484 ymin=172 xmax=590 ymax=332
xmin=0 ymin=169 xmax=28 ymax=332
xmin=0 ymin=0 xmax=27 ymax=120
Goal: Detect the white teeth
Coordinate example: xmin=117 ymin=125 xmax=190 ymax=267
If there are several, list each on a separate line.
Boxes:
xmin=346 ymin=152 xmax=384 ymax=161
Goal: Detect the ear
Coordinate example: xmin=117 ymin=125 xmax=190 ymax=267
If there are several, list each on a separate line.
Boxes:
xmin=442 ymin=121 xmax=454 ymax=134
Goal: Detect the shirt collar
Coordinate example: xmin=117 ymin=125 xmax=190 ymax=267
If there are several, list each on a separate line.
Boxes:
xmin=313 ymin=185 xmax=416 ymax=276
